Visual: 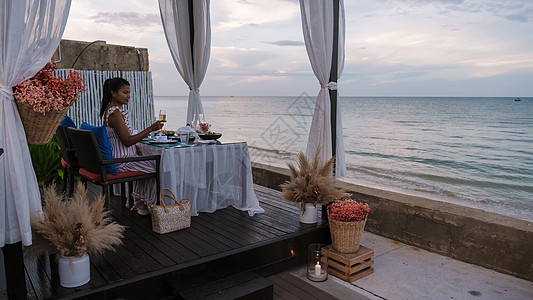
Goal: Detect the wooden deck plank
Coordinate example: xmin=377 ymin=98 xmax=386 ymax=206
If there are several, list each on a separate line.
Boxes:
xmin=16 ymin=185 xmax=331 ymax=299
xmin=267 ymin=274 xmax=301 ymax=300
xmin=193 ymin=213 xmax=253 ymax=246
xmin=259 ymin=203 xmax=308 ymax=231
xmin=109 ymin=212 xmax=191 ymax=264
xmin=191 ymin=219 xmax=243 ymax=249
xmin=166 ymin=228 xmax=224 ymax=257
xmin=88 ymin=252 xmax=123 ymax=284
xmin=24 ymin=266 xmax=39 ymax=300
xmin=109 ymin=206 xmax=200 ymax=262
xmin=24 ymin=256 xmax=55 ymax=300
xmin=100 ymin=247 xmax=137 ymax=280
xmin=201 ymin=211 xmax=265 ymax=243
xmin=115 ymin=235 xmax=163 ymax=274
xmin=215 ymin=208 xmax=281 ymax=239
xmin=267 ymin=271 xmax=340 ymax=300
xmin=115 ymin=220 xmax=176 ymax=267
xmin=242 ymin=207 xmax=301 ymax=233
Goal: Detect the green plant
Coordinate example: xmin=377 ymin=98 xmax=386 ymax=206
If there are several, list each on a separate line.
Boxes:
xmin=28 ymin=134 xmax=62 ymax=187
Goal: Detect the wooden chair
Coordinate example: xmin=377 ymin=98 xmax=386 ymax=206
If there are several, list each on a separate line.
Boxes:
xmin=67 ymin=128 xmax=161 ymax=208
xmin=56 ymin=125 xmax=79 ymax=196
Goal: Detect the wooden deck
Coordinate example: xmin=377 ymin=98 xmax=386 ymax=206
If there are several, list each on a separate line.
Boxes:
xmin=19 ymin=185 xmax=331 ymax=299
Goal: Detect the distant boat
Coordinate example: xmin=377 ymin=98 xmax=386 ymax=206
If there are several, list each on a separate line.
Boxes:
xmin=514 ymin=98 xmax=521 ymax=101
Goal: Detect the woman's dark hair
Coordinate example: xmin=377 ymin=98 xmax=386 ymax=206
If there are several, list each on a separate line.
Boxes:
xmin=99 ymin=77 xmax=130 ymax=118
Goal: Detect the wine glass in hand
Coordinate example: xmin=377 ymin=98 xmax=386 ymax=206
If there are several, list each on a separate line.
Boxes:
xmin=158 ymin=110 xmax=167 ymax=121
xmin=158 ymin=110 xmax=167 ymax=132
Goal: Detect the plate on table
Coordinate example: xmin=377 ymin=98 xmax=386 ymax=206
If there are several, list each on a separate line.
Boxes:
xmin=172 ymin=135 xmax=196 ymax=142
xmin=149 ymin=140 xmax=178 ymax=145
xmin=198 ymin=133 xmax=222 ymax=140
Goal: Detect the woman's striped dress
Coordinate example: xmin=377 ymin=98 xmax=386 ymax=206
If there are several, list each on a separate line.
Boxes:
xmin=105 ymin=106 xmax=157 ymax=210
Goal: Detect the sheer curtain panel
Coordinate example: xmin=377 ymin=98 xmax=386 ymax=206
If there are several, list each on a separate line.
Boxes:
xmin=299 ymin=0 xmax=346 ymax=176
xmin=159 ymin=0 xmax=211 ymax=126
xmin=0 ymin=0 xmax=71 ymax=247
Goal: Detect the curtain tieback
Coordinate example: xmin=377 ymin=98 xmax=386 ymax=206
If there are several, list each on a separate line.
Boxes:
xmin=327 ymin=82 xmax=338 ymax=90
xmin=189 ymin=88 xmax=200 ymax=93
xmin=0 ymin=84 xmax=13 ymax=98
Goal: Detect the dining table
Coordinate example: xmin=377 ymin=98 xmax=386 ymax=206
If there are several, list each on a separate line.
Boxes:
xmin=138 ymin=137 xmax=264 ymax=216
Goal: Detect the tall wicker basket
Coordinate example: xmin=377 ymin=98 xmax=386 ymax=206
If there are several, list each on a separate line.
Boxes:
xmin=328 ymin=215 xmax=367 ymax=253
xmin=15 ymin=100 xmax=70 ymax=145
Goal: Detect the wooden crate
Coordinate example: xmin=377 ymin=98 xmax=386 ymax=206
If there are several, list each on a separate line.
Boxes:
xmin=323 ymin=245 xmax=374 ymax=282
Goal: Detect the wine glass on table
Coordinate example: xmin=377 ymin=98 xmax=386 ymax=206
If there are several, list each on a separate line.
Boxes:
xmin=192 ymin=113 xmax=205 ymax=133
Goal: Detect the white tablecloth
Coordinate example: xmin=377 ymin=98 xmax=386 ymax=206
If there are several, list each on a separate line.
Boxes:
xmin=139 ymin=141 xmax=264 ymax=216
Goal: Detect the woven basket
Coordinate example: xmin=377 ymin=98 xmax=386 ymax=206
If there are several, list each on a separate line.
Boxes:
xmin=328 ymin=215 xmax=367 ymax=253
xmin=15 ymin=99 xmax=69 ymax=145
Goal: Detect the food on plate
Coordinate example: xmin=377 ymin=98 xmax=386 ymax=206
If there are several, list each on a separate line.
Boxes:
xmin=161 ymin=130 xmax=175 ymax=136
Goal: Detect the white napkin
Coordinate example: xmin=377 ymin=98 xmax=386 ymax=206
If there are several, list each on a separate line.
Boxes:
xmin=177 ymin=125 xmax=198 ymax=138
xmin=177 ymin=125 xmax=195 ymax=134
xmin=156 ymin=135 xmax=168 ymax=142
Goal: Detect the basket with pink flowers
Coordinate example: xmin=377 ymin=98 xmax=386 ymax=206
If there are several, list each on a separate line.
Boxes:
xmin=13 ymin=62 xmax=86 ymax=145
xmin=328 ymin=198 xmax=371 ymax=253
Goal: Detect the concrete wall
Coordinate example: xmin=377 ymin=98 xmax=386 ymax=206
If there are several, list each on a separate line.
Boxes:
xmin=251 ymin=162 xmax=533 ymax=282
xmin=51 ymin=39 xmax=149 ymax=71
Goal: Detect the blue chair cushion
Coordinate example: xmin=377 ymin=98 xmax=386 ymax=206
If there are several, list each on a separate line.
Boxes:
xmin=60 ymin=116 xmax=76 ymax=146
xmin=60 ymin=115 xmax=76 ymax=128
xmin=80 ymin=122 xmax=117 ymax=175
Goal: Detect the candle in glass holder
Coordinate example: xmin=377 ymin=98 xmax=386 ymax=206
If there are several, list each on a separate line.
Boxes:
xmin=307 ymin=243 xmax=328 ymax=282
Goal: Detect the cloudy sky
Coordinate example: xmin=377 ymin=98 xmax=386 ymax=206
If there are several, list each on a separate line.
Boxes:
xmin=62 ymin=0 xmax=533 ymax=97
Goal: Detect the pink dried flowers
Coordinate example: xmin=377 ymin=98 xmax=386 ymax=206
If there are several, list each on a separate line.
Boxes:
xmin=328 ymin=198 xmax=370 ymax=222
xmin=199 ymin=122 xmax=210 ymax=133
xmin=13 ymin=62 xmax=86 ymax=114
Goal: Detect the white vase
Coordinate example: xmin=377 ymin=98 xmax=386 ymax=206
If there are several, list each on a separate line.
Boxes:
xmin=299 ymin=203 xmax=318 ymax=224
xmin=58 ymin=253 xmax=90 ymax=288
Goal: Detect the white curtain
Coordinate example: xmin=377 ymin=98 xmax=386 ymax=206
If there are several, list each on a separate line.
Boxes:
xmin=0 ymin=0 xmax=71 ymax=247
xmin=300 ymin=0 xmax=346 ymax=176
xmin=159 ymin=0 xmax=211 ymax=126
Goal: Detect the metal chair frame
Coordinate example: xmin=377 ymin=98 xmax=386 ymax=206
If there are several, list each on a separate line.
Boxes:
xmin=67 ymin=128 xmax=160 ymax=208
xmin=56 ymin=125 xmax=79 ymax=196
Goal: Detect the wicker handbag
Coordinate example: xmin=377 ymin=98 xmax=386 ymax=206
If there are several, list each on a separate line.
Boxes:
xmin=151 ymin=188 xmax=191 ymax=234
xmin=16 ymin=99 xmax=70 ymax=145
xmin=328 ymin=215 xmax=367 ymax=253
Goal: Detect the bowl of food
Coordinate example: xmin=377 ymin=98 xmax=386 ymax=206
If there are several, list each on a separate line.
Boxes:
xmin=198 ymin=131 xmax=222 ymax=140
xmin=162 ymin=130 xmax=175 ymax=136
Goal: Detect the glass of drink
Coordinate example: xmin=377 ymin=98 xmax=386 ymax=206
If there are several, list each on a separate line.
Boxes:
xmin=158 ymin=110 xmax=167 ymax=121
xmin=180 ymin=132 xmax=189 ymax=145
xmin=158 ymin=110 xmax=166 ymax=131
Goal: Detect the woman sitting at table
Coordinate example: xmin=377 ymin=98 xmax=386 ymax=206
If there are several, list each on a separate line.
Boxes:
xmin=99 ymin=77 xmax=165 ymax=215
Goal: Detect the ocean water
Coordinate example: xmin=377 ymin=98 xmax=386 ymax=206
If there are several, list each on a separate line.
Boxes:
xmin=154 ymin=95 xmax=533 ymax=221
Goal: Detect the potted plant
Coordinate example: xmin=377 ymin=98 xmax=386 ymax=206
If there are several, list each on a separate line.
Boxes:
xmin=280 ymin=152 xmax=348 ymax=223
xmin=28 ymin=134 xmax=62 ymax=188
xmin=13 ymin=62 xmax=85 ymax=145
xmin=327 ymin=198 xmax=371 ymax=253
xmin=26 ymin=183 xmax=125 ymax=288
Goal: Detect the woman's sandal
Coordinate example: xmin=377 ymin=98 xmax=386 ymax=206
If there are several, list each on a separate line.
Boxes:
xmin=137 ymin=203 xmax=150 ymax=216
xmin=137 ymin=209 xmax=150 ymax=216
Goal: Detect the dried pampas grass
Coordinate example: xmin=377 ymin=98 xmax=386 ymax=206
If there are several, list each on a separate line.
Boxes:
xmin=27 ymin=182 xmax=125 ymax=258
xmin=281 ymin=152 xmax=348 ymax=212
